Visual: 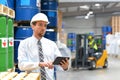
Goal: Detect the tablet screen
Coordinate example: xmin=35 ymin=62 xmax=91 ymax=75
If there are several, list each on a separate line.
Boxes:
xmin=53 ymin=57 xmax=69 ymax=65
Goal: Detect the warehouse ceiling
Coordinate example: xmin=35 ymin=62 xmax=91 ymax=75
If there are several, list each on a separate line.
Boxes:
xmin=58 ymin=2 xmax=120 ymax=17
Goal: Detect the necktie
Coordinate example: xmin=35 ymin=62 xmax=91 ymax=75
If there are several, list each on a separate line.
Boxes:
xmin=37 ymin=40 xmax=46 ymax=80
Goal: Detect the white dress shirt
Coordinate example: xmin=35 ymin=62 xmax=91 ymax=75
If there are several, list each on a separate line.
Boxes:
xmin=18 ymin=36 xmax=62 ymax=80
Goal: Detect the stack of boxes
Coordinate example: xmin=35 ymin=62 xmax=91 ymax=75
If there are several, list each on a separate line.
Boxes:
xmin=110 ymin=16 xmax=120 ymax=56
xmin=111 ymin=16 xmax=120 ymax=34
xmin=57 ymin=9 xmax=68 ymax=45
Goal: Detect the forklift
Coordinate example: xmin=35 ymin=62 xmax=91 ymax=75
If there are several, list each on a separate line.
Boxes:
xmin=71 ymin=34 xmax=108 ymax=70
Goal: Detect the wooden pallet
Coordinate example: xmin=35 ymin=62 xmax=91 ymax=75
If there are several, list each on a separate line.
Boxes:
xmin=8 ymin=8 xmax=15 ymax=19
xmin=7 ymin=68 xmax=15 ymax=72
xmin=14 ymin=21 xmax=30 ymax=26
xmin=0 ymin=4 xmax=15 ymax=19
xmin=24 ymin=73 xmax=40 ymax=80
xmin=2 ymin=72 xmax=18 ymax=80
xmin=0 ymin=4 xmax=9 ymax=16
xmin=0 ymin=72 xmax=40 ymax=80
xmin=0 ymin=72 xmax=10 ymax=79
xmin=12 ymin=72 xmax=27 ymax=80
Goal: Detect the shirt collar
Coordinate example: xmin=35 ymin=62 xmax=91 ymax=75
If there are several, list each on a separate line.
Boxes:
xmin=31 ymin=35 xmax=44 ymax=44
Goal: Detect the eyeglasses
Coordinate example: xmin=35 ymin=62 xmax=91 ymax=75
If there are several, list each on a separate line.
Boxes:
xmin=37 ymin=22 xmax=47 ymax=28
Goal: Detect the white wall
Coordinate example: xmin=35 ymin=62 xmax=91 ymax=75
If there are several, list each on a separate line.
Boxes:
xmin=63 ymin=14 xmax=112 ymax=35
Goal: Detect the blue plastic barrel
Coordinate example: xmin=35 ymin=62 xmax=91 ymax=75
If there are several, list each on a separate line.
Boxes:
xmin=68 ymin=46 xmax=76 ymax=52
xmin=42 ymin=11 xmax=57 ymax=27
xmin=14 ymin=27 xmax=33 ymax=39
xmin=0 ymin=0 xmax=7 ymax=6
xmin=102 ymin=40 xmax=106 ymax=49
xmin=71 ymin=40 xmax=76 ymax=46
xmin=89 ymin=32 xmax=94 ymax=36
xmin=15 ymin=0 xmax=40 ymax=21
xmin=6 ymin=0 xmax=14 ymax=9
xmin=44 ymin=30 xmax=57 ymax=41
xmin=102 ymin=31 xmax=107 ymax=38
xmin=41 ymin=1 xmax=58 ymax=10
xmin=107 ymin=26 xmax=112 ymax=33
xmin=14 ymin=40 xmax=21 ymax=64
xmin=67 ymin=33 xmax=76 ymax=52
xmin=68 ymin=33 xmax=76 ymax=39
xmin=102 ymin=26 xmax=108 ymax=33
xmin=41 ymin=0 xmax=58 ymax=27
xmin=14 ymin=27 xmax=33 ymax=64
xmin=71 ymin=46 xmax=76 ymax=52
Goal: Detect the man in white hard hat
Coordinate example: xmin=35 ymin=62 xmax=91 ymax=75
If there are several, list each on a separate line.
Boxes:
xmin=18 ymin=13 xmax=69 ymax=80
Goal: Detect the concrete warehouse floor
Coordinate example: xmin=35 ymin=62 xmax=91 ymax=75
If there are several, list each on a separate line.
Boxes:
xmin=57 ymin=57 xmax=120 ymax=80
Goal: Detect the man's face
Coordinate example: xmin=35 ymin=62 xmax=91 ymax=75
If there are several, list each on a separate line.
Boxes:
xmin=32 ymin=21 xmax=47 ymax=37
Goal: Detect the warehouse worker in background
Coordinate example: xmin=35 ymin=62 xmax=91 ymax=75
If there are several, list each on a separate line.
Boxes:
xmin=88 ymin=34 xmax=98 ymax=57
xmin=18 ymin=13 xmax=69 ymax=80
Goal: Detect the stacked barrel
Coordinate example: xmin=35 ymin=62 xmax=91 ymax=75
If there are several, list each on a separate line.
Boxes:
xmin=0 ymin=12 xmax=8 ymax=71
xmin=7 ymin=0 xmax=15 ymax=9
xmin=8 ymin=16 xmax=14 ymax=69
xmin=15 ymin=0 xmax=40 ymax=21
xmin=45 ymin=29 xmax=57 ymax=41
xmin=0 ymin=3 xmax=15 ymax=71
xmin=67 ymin=33 xmax=76 ymax=53
xmin=102 ymin=26 xmax=112 ymax=49
xmin=14 ymin=27 xmax=33 ymax=63
xmin=41 ymin=1 xmax=58 ymax=79
xmin=13 ymin=0 xmax=40 ymax=72
xmin=41 ymin=0 xmax=58 ymax=41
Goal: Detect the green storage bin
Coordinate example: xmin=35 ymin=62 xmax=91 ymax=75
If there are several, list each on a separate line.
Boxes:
xmin=8 ymin=18 xmax=14 ymax=69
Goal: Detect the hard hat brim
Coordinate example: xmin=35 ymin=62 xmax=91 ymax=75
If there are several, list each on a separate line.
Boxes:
xmin=30 ymin=13 xmax=50 ymax=26
xmin=30 ymin=20 xmax=50 ymax=26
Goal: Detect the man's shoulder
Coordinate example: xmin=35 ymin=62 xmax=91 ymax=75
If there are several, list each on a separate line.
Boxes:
xmin=20 ymin=37 xmax=32 ymax=43
xmin=23 ymin=37 xmax=32 ymax=40
xmin=42 ymin=37 xmax=56 ymax=44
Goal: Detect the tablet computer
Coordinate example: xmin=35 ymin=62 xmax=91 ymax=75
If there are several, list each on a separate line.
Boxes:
xmin=53 ymin=57 xmax=69 ymax=65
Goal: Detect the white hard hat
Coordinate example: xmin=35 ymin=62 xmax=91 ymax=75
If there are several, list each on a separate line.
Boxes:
xmin=30 ymin=13 xmax=50 ymax=25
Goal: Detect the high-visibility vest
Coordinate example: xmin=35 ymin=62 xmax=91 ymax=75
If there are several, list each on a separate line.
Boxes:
xmin=88 ymin=39 xmax=98 ymax=50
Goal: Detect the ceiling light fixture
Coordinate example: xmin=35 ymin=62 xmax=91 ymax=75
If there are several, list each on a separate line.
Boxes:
xmin=95 ymin=3 xmax=100 ymax=7
xmin=80 ymin=5 xmax=89 ymax=10
xmin=85 ymin=9 xmax=93 ymax=19
xmin=89 ymin=9 xmax=93 ymax=14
